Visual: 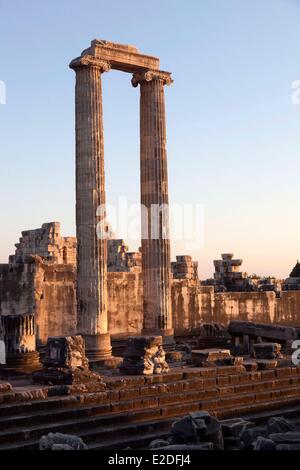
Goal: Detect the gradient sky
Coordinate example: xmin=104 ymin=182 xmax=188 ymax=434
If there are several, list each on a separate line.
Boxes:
xmin=1 ymin=0 xmax=300 ymax=279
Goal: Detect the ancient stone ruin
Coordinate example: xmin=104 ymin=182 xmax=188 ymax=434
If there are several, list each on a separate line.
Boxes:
xmin=1 ymin=39 xmax=300 ymax=452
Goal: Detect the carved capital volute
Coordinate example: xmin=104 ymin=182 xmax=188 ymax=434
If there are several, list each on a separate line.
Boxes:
xmin=69 ymin=55 xmax=111 ymax=73
xmin=131 ymin=70 xmax=173 ymax=88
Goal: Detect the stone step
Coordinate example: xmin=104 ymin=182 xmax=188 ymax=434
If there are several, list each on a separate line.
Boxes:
xmin=0 ymin=366 xmax=297 ymax=418
xmin=0 ymin=380 xmax=300 ymax=446
xmin=1 ymin=394 xmax=300 ymax=451
xmin=0 ymin=417 xmax=174 ymax=450
xmin=0 ymin=375 xmax=297 ymax=429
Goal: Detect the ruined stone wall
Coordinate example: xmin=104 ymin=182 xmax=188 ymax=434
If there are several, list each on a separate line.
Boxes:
xmin=4 ymin=261 xmax=300 ymax=344
xmin=4 ymin=222 xmax=300 ymax=342
xmin=0 ymin=259 xmax=76 ymax=346
xmin=13 ymin=222 xmax=76 ymax=265
xmin=107 ymin=272 xmax=143 ymax=337
xmin=34 ymin=262 xmax=77 ymax=345
xmin=213 ymin=291 xmax=276 ymax=325
xmin=171 ymin=282 xmax=214 ymax=334
xmin=275 ymin=290 xmax=300 ymax=326
xmin=0 ymin=262 xmax=36 ymax=319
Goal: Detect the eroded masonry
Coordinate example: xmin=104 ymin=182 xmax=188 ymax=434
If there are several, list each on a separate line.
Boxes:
xmin=1 ymin=40 xmax=300 ymax=451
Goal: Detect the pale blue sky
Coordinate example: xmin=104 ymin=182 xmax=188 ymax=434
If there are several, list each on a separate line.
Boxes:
xmin=1 ymin=0 xmax=300 ymax=278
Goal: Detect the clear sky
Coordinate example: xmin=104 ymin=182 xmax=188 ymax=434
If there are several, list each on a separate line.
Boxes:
xmin=1 ymin=0 xmax=300 ymax=279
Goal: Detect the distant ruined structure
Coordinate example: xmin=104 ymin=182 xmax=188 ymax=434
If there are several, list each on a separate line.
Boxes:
xmin=203 ymin=253 xmax=281 ymax=295
xmin=2 ymin=39 xmax=300 ymax=451
xmin=2 ymin=40 xmax=297 ymax=366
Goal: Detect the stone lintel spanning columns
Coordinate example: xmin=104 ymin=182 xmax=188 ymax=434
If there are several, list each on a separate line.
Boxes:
xmin=132 ymin=69 xmax=174 ymax=348
xmin=69 ymin=55 xmax=112 ymax=361
xmin=77 ymin=39 xmax=160 ymax=73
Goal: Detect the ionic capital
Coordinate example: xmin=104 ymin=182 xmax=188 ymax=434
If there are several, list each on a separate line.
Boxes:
xmin=69 ymin=55 xmax=111 ymax=73
xmin=131 ymin=70 xmax=173 ymax=88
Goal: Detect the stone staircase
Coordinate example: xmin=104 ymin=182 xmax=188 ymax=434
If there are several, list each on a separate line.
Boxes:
xmin=1 ymin=365 xmax=300 ymax=450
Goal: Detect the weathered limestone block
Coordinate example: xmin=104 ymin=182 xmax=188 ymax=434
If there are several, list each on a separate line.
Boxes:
xmin=253 ymin=342 xmax=282 ymax=360
xmin=43 ymin=335 xmax=89 ymax=369
xmin=229 ymin=321 xmax=297 ymax=342
xmin=191 ymin=348 xmax=231 ymax=367
xmin=120 ymin=336 xmax=169 ymax=375
xmin=39 ymin=432 xmax=87 ymax=450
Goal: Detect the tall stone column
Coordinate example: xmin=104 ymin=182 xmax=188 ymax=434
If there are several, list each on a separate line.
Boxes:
xmin=132 ymin=70 xmax=174 ymax=348
xmin=69 ymin=55 xmax=112 ymax=361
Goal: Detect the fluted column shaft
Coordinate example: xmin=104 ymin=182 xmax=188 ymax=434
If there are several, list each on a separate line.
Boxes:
xmin=70 ymin=56 xmax=111 ymax=359
xmin=133 ymin=70 xmax=174 ymax=343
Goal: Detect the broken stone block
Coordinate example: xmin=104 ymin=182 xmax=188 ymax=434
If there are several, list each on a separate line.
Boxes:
xmin=39 ymin=432 xmax=87 ymax=450
xmin=228 ymin=321 xmax=297 ymax=342
xmin=191 ymin=349 xmax=231 ymax=367
xmin=171 ymin=411 xmax=223 ymax=450
xmin=120 ymin=336 xmax=169 ymax=375
xmin=42 ymin=335 xmax=89 ymax=369
xmin=32 ymin=335 xmax=106 ymax=391
xmin=256 ymin=359 xmax=278 ymax=370
xmin=241 ymin=426 xmax=268 ymax=449
xmin=267 ymin=417 xmax=295 ymax=434
xmin=253 ymin=436 xmax=276 ymax=450
xmin=253 ymin=342 xmax=282 ymax=360
xmin=221 ymin=418 xmax=253 ymax=437
xmin=171 ymin=415 xmax=196 ymax=443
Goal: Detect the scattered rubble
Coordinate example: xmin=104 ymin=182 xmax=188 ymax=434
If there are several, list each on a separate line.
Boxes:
xmin=32 ymin=335 xmax=106 ymax=393
xmin=39 ymin=432 xmax=87 ymax=450
xmin=148 ymin=412 xmax=300 ymax=451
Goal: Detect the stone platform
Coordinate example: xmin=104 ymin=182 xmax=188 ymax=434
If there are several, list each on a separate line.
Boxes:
xmin=1 ymin=364 xmax=300 ymax=450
